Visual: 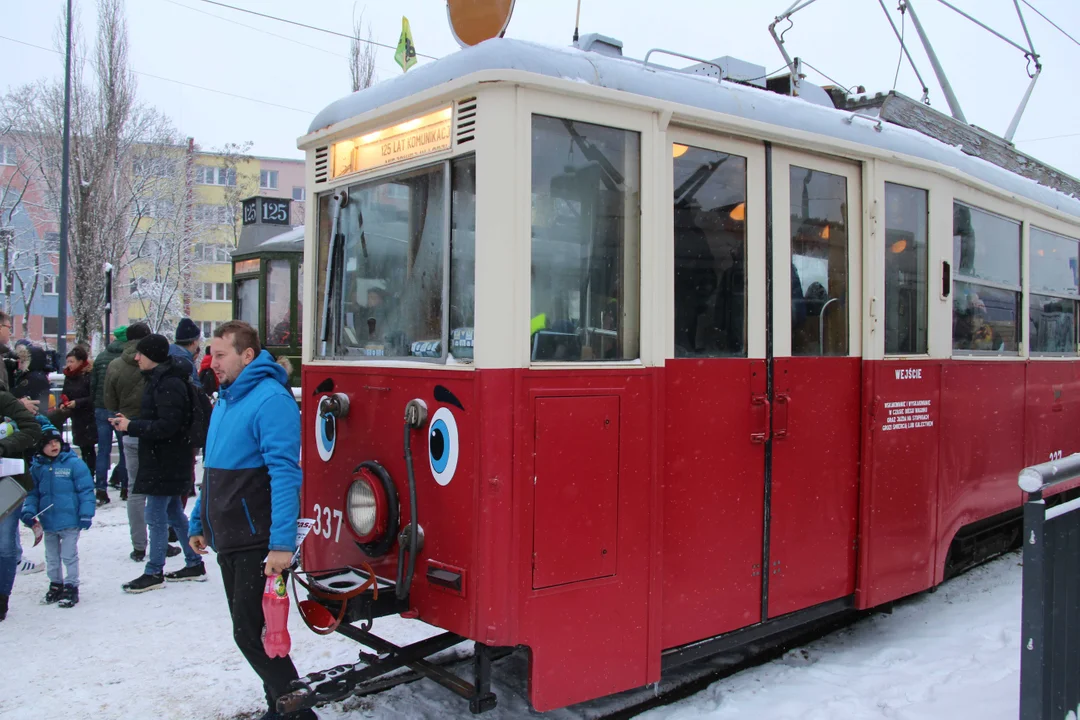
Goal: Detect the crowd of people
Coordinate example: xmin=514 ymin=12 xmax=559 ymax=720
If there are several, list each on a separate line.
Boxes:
xmin=0 ymin=315 xmax=314 ymax=720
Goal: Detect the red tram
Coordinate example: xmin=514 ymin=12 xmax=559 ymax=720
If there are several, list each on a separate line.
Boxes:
xmin=286 ymin=35 xmax=1080 ymax=714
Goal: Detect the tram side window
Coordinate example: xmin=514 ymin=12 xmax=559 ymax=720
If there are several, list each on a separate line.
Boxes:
xmin=265 ymin=259 xmax=291 ymax=346
xmin=884 ymin=183 xmax=928 ymax=355
xmin=672 ymin=144 xmax=747 ymax=358
xmin=790 ymin=166 xmax=848 ymax=356
xmin=952 ymin=202 xmax=1020 ymax=353
xmin=1029 ymin=227 xmax=1079 ymax=354
xmin=449 ymin=155 xmax=476 ymax=360
xmin=236 ymin=277 xmax=259 ymax=329
xmin=315 ymin=193 xmax=331 ymax=349
xmin=530 ymin=115 xmax=640 ymax=362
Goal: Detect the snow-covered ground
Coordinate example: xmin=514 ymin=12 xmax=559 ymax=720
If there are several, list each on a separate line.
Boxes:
xmin=0 ymin=489 xmax=1024 ymax=720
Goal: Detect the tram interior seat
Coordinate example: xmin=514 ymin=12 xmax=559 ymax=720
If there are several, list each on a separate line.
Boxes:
xmin=532 ymin=331 xmax=582 ymax=361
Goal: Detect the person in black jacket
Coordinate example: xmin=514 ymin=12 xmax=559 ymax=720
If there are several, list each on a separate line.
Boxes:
xmin=12 ymin=344 xmax=50 ymax=411
xmin=110 ymin=334 xmax=205 ymax=593
xmin=51 ymin=346 xmax=98 ymax=498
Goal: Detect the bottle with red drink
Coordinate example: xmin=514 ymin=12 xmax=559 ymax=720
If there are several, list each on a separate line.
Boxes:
xmin=262 ymin=573 xmax=292 ymax=658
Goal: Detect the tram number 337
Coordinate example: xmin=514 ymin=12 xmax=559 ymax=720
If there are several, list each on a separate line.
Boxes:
xmin=1049 ymin=450 xmax=1065 ymax=462
xmin=311 ymin=504 xmax=343 ymax=542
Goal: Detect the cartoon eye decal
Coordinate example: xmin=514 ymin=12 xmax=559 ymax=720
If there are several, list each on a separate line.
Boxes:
xmin=428 ymin=407 xmax=459 ymax=486
xmin=315 ymin=399 xmax=337 ymax=462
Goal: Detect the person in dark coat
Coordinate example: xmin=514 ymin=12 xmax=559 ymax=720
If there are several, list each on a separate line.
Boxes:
xmin=51 ymin=347 xmax=98 ymax=498
xmin=111 ymin=334 xmax=205 ymax=593
xmin=0 ymin=391 xmax=45 ymax=621
xmin=89 ymin=326 xmax=128 ymax=496
xmin=12 ymin=344 xmax=50 ymax=410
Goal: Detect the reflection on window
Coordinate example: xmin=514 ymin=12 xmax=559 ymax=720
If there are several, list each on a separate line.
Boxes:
xmin=884 ymin=183 xmax=928 ymax=355
xmin=953 ymin=282 xmax=1018 ymax=352
xmin=1030 ymin=294 xmax=1077 ymax=354
xmin=952 ymin=203 xmax=1020 ymax=352
xmin=297 ymin=261 xmax=304 ymax=343
xmin=265 ymin=260 xmax=291 ymax=346
xmin=315 ymin=193 xmax=331 ymax=349
xmin=337 ymin=165 xmax=445 ymax=357
xmin=236 ymin=278 xmax=260 ymax=328
xmin=530 ymin=115 xmax=640 ymax=362
xmin=790 ymin=166 xmax=848 ymax=356
xmin=1029 ymin=227 xmax=1079 ymax=354
xmin=450 ymin=156 xmax=476 ymax=360
xmin=673 ymin=145 xmax=746 ymax=357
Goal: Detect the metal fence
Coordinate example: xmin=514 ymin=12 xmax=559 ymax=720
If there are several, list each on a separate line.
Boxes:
xmin=1019 ymin=453 xmax=1080 ymax=720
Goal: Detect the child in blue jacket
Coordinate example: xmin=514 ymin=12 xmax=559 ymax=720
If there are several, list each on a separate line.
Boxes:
xmin=21 ymin=425 xmax=94 ymax=607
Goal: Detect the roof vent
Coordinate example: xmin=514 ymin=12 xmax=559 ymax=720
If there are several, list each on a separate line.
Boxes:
xmin=577 ymin=33 xmax=623 ymax=57
xmin=455 ymin=97 xmax=477 ymax=146
xmin=313 ymin=146 xmax=329 ymax=184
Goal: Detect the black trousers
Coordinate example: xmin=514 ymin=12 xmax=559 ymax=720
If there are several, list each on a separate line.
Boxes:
xmin=217 ymin=548 xmax=301 ymax=711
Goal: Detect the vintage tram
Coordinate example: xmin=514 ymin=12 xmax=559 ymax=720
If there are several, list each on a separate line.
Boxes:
xmin=285 ymin=35 xmax=1080 ymax=714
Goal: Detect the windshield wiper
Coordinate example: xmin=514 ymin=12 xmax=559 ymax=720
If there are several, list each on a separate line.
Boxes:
xmin=320 ymin=190 xmax=350 ymax=356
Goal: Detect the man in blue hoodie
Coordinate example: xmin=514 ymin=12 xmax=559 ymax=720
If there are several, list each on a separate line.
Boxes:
xmin=188 ymin=321 xmax=313 ymax=720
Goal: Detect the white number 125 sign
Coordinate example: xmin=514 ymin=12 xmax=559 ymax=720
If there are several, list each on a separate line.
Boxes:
xmin=311 ymin=503 xmax=342 ymax=543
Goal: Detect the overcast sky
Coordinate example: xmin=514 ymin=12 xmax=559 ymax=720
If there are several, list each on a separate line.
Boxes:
xmin=3 ymin=0 xmax=1079 ymax=176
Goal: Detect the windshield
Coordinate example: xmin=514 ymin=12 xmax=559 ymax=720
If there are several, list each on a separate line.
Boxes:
xmin=316 ymin=157 xmax=475 ymax=360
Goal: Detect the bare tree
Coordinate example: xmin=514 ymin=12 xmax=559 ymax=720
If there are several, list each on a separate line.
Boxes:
xmin=2 ymin=0 xmax=179 ymax=343
xmin=0 ymin=114 xmax=71 ymax=337
xmin=350 ymin=6 xmax=377 ymax=93
xmin=125 ymin=138 xmax=216 ymax=334
xmin=213 ymin=140 xmax=257 ymax=247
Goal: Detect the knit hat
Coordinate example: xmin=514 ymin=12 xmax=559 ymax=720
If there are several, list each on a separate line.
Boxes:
xmin=174 ymin=318 xmax=201 ymax=344
xmin=113 ymin=325 xmax=128 ymax=342
xmin=126 ymin=323 xmax=151 ymax=342
xmin=40 ymin=425 xmax=63 ymax=451
xmin=135 ymin=334 xmax=170 ymax=364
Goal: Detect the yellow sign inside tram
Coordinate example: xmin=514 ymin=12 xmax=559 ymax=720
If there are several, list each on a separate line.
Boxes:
xmin=332 ymin=107 xmax=453 ymax=179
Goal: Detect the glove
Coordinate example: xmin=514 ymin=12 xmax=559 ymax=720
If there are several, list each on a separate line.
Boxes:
xmin=21 ymin=514 xmax=34 ymax=528
xmin=79 ymin=518 xmax=92 ymax=530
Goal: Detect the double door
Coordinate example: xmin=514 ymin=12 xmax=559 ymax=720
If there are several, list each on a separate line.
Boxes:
xmin=663 ymin=134 xmax=862 ymax=648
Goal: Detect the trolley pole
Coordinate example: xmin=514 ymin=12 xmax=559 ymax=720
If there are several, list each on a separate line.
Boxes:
xmin=56 ymin=0 xmax=73 ymax=355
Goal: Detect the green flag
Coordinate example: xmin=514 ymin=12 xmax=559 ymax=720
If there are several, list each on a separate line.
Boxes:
xmin=394 ymin=17 xmax=417 ymax=72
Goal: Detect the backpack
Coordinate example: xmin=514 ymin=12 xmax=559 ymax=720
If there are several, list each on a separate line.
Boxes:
xmin=184 ymin=378 xmax=213 ymax=450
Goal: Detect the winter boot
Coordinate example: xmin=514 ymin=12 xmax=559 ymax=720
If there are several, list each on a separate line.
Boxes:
xmin=0 ymin=594 xmax=7 ymax=621
xmin=96 ymin=489 xmax=110 ymax=506
xmin=165 ymin=562 xmax=207 ymax=582
xmin=120 ymin=488 xmax=128 ymax=501
xmin=168 ymin=527 xmax=178 ymax=543
xmin=130 ymin=549 xmax=145 ymax=562
xmin=166 ymin=544 xmax=182 ymax=557
xmin=122 ymin=573 xmax=164 ymax=594
xmin=57 ymin=584 xmax=79 ymax=608
xmin=42 ymin=582 xmax=64 ymax=605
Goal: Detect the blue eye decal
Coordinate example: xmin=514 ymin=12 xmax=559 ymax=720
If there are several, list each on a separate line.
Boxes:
xmin=428 ymin=407 xmax=459 ymax=486
xmin=315 ymin=398 xmax=337 ymax=462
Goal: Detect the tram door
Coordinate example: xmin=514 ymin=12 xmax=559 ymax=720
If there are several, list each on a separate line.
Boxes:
xmin=765 ymin=148 xmax=862 ymax=619
xmin=663 ymin=132 xmax=769 ymax=648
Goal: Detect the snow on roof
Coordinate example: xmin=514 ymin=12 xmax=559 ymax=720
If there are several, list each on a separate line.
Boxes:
xmin=309 ymin=38 xmax=1080 ymax=222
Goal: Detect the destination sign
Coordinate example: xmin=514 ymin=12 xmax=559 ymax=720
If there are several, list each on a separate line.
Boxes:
xmin=332 ymin=107 xmax=452 ymax=179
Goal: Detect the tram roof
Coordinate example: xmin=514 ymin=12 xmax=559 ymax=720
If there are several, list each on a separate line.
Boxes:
xmin=307 ymin=38 xmax=1080 ymax=222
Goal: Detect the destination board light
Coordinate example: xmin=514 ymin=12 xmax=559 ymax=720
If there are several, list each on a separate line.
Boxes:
xmin=332 ymin=107 xmax=453 ymax=180
xmin=234 ymin=259 xmax=261 ymax=275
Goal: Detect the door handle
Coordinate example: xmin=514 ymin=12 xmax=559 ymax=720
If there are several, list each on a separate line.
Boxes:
xmin=750 ymin=394 xmax=771 ymax=444
xmin=773 ymin=392 xmax=790 ymax=440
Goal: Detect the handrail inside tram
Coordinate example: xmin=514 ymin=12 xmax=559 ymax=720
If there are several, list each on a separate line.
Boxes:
xmin=819 ymin=297 xmax=840 ymax=354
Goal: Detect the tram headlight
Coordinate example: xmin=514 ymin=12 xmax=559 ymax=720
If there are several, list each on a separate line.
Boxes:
xmin=347 ymin=470 xmax=386 ymax=543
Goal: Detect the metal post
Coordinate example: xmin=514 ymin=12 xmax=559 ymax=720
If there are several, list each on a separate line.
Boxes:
xmin=1005 ymin=67 xmax=1040 ymax=143
xmin=56 ymin=0 xmax=72 ymax=355
xmin=903 ymin=0 xmax=967 ymax=123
